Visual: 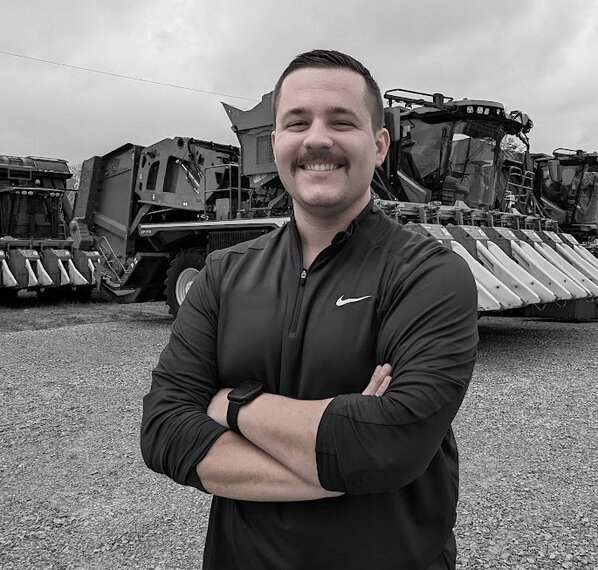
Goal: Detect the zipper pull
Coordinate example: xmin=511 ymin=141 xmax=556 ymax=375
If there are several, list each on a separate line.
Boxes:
xmin=300 ymin=269 xmax=307 ymax=285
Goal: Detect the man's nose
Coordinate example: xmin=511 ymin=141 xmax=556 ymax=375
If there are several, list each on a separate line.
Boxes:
xmin=303 ymin=120 xmax=333 ymax=148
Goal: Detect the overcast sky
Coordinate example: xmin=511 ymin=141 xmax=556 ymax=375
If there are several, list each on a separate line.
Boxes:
xmin=2 ymin=0 xmax=597 ymax=167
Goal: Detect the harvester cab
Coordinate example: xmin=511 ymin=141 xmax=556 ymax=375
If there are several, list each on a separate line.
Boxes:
xmin=0 ymin=183 xmax=66 ymax=240
xmin=223 ymin=95 xmax=292 ymax=215
xmin=0 ymin=155 xmax=100 ymax=302
xmin=381 ymin=88 xmax=536 ymax=215
xmin=533 ymin=148 xmax=598 ymax=248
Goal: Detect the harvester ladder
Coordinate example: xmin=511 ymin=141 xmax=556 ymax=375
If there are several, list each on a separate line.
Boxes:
xmin=506 ymin=166 xmax=536 ymax=214
xmin=57 ymin=208 xmax=68 ymax=240
xmin=565 ymin=164 xmax=590 ymax=225
xmin=96 ymin=236 xmax=126 ymax=284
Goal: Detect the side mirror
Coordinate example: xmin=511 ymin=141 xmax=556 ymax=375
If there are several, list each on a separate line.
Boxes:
xmin=383 ymin=108 xmax=401 ymax=141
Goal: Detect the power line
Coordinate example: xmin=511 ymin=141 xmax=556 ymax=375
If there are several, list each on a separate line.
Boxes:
xmin=0 ymin=49 xmax=258 ymax=103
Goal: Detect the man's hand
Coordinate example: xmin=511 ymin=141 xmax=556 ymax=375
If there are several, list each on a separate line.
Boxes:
xmin=362 ymin=363 xmax=393 ymax=396
xmin=207 ymin=387 xmax=232 ymax=428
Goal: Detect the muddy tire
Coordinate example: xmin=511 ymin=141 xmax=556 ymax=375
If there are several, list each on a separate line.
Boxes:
xmin=164 ymin=248 xmax=206 ymax=317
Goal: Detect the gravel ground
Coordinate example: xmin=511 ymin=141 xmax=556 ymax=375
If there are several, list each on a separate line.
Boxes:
xmin=0 ymin=297 xmax=597 ymax=569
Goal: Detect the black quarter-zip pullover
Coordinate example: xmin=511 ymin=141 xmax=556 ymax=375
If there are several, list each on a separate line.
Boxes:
xmin=141 ymin=200 xmax=479 ymax=570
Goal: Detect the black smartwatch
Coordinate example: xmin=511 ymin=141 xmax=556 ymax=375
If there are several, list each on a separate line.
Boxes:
xmin=227 ymin=381 xmax=263 ymax=434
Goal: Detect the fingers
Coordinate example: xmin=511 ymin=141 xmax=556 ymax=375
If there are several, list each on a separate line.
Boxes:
xmin=376 ymin=375 xmax=392 ymax=397
xmin=362 ymin=363 xmax=393 ymax=396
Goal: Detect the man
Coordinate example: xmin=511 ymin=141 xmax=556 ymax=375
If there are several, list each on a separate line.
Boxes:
xmin=141 ymin=50 xmax=478 ymax=569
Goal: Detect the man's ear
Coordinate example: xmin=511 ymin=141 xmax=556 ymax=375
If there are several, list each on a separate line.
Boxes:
xmin=375 ymin=128 xmax=391 ymax=167
xmin=271 ymin=130 xmax=277 ymax=163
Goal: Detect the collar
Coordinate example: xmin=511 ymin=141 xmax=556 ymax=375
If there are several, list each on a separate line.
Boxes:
xmin=331 ymin=198 xmax=376 ymax=244
xmin=289 ymin=196 xmax=377 ymax=244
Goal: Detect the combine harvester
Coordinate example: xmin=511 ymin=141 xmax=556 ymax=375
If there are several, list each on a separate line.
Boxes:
xmin=225 ymin=88 xmax=598 ymax=320
xmin=381 ymin=89 xmax=598 ymax=319
xmin=70 ymin=139 xmax=287 ymax=315
xmin=70 ymin=88 xmax=598 ymax=320
xmin=526 ymin=147 xmax=598 ymax=319
xmin=0 ymin=155 xmax=101 ymax=303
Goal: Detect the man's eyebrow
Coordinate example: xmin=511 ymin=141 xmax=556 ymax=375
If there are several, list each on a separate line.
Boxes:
xmin=279 ymin=106 xmax=360 ymax=120
xmin=329 ymin=106 xmax=358 ymax=115
xmin=280 ymin=107 xmax=308 ymax=119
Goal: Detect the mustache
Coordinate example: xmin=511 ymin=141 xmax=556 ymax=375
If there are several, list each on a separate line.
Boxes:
xmin=292 ymin=150 xmax=348 ymax=172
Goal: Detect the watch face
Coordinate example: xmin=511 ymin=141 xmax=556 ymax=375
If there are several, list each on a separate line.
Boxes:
xmin=228 ymin=381 xmax=263 ymax=404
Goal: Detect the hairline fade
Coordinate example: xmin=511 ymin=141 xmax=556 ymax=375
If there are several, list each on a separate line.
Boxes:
xmin=272 ymin=49 xmax=384 ymax=133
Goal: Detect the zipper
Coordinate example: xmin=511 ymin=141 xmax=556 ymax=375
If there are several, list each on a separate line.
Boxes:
xmin=288 ymin=239 xmax=345 ymax=336
xmin=289 ymin=268 xmax=307 ymax=335
xmin=287 ymin=215 xmax=348 ymax=337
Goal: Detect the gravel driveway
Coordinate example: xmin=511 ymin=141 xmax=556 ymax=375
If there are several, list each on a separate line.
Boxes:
xmin=0 ymin=297 xmax=596 ymax=569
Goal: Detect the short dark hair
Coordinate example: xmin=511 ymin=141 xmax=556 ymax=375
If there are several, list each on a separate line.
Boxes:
xmin=272 ymin=49 xmax=384 ymax=132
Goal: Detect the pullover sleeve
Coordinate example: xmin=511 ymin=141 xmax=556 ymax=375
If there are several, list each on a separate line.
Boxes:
xmin=315 ymin=248 xmax=479 ymax=494
xmin=140 ymin=255 xmax=227 ymax=492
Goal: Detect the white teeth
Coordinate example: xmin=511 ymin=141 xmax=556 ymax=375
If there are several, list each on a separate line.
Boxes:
xmin=303 ymin=163 xmax=340 ymax=171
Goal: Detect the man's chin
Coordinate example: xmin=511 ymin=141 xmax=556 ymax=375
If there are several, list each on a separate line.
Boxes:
xmin=294 ymin=191 xmax=344 ymax=209
xmin=293 ymin=191 xmax=369 ymax=218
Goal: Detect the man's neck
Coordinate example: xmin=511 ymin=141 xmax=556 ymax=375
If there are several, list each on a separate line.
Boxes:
xmin=293 ymin=194 xmax=370 ymax=269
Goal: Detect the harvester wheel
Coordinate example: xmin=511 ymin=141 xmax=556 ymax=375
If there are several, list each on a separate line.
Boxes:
xmin=0 ymin=288 xmax=19 ymax=306
xmin=74 ymin=286 xmax=94 ymax=303
xmin=165 ymin=248 xmax=206 ymax=317
xmin=38 ymin=288 xmax=66 ymax=304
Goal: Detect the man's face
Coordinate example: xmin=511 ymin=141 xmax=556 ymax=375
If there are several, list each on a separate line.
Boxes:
xmin=272 ymin=67 xmax=389 ymax=219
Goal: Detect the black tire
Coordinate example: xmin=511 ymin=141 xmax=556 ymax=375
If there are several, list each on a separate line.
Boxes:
xmin=38 ymin=287 xmax=67 ymax=305
xmin=74 ymin=286 xmax=94 ymax=303
xmin=0 ymin=288 xmax=19 ymax=306
xmin=164 ymin=248 xmax=206 ymax=317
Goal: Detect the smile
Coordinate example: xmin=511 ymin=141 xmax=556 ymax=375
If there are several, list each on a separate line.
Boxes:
xmin=300 ymin=163 xmax=343 ymax=172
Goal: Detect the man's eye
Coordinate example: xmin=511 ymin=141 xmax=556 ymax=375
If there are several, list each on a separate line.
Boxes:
xmin=287 ymin=121 xmax=307 ymax=129
xmin=333 ymin=121 xmax=354 ymax=128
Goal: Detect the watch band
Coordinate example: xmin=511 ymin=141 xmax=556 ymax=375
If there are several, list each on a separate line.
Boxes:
xmin=226 ymin=381 xmax=263 ymax=435
xmin=227 ymin=401 xmax=242 ymax=434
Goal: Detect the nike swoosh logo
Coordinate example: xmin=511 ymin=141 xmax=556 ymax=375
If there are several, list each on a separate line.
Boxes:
xmin=336 ymin=295 xmax=372 ymax=307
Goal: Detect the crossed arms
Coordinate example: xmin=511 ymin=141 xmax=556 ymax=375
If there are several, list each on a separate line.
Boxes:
xmin=197 ymin=364 xmax=392 ymax=501
xmin=141 ymin=249 xmax=478 ymax=501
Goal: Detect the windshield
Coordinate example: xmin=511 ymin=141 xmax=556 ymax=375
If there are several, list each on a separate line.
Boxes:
xmin=397 ymin=117 xmax=521 ymax=208
xmin=447 ymin=121 xmax=505 ymax=208
xmin=539 ymin=162 xmax=598 ymax=227
xmin=576 ymin=169 xmax=598 ymax=225
xmin=398 ymin=120 xmax=451 ymax=192
xmin=2 ymin=193 xmax=62 ymax=239
xmin=540 ymin=164 xmax=575 ymax=210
